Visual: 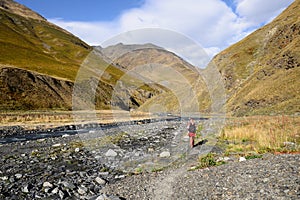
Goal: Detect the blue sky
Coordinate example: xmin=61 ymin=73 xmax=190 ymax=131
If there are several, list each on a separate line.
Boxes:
xmin=15 ymin=0 xmax=145 ymax=21
xmin=14 ymin=0 xmax=294 ymax=67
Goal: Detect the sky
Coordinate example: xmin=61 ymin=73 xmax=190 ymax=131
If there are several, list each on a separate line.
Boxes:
xmin=15 ymin=0 xmax=294 ymax=67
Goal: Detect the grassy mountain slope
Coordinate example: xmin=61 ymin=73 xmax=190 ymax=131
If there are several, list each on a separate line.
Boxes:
xmin=0 ymin=0 xmax=163 ymax=111
xmin=0 ymin=1 xmax=91 ymax=81
xmin=209 ymin=0 xmax=300 ymax=116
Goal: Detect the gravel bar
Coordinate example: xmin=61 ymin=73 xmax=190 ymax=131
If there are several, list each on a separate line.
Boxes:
xmin=101 ymin=154 xmax=300 ymax=199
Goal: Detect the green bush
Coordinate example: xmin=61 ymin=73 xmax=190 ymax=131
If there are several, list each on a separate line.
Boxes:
xmin=197 ymin=153 xmax=225 ymax=169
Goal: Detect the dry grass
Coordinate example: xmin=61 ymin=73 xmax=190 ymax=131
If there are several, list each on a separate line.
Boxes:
xmin=0 ymin=110 xmax=155 ymax=130
xmin=221 ymin=115 xmax=300 ymax=153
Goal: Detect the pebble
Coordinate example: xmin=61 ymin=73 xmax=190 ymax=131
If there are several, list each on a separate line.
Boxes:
xmin=15 ymin=174 xmax=22 ymax=179
xmin=160 ymin=151 xmax=171 ymax=158
xmin=95 ymin=177 xmax=106 ymax=185
xmin=43 ymin=182 xmax=53 ymax=188
xmin=105 ymin=149 xmax=118 ymax=157
xmin=52 ymin=143 xmax=61 ymax=147
xmin=239 ymin=157 xmax=246 ymax=162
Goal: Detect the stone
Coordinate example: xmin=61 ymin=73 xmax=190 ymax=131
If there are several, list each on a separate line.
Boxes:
xmin=95 ymin=194 xmax=108 ymax=200
xmin=59 ymin=189 xmax=67 ymax=199
xmin=105 ymin=149 xmax=118 ymax=157
xmin=75 ymin=147 xmax=80 ymax=152
xmin=52 ymin=143 xmax=61 ymax=147
xmin=99 ymin=172 xmax=109 ymax=176
xmin=15 ymin=173 xmax=22 ymax=179
xmin=239 ymin=157 xmax=246 ymax=162
xmin=95 ymin=177 xmax=106 ymax=185
xmin=60 ymin=181 xmax=76 ymax=190
xmin=217 ymin=157 xmax=231 ymax=162
xmin=22 ymin=185 xmax=29 ymax=193
xmin=115 ymin=175 xmax=126 ymax=179
xmin=62 ymin=134 xmax=70 ymax=138
xmin=95 ymin=194 xmax=121 ymax=200
xmin=43 ymin=181 xmax=53 ymax=188
xmin=160 ymin=151 xmax=171 ymax=158
xmin=78 ymin=186 xmax=87 ymax=195
xmin=51 ymin=187 xmax=59 ymax=194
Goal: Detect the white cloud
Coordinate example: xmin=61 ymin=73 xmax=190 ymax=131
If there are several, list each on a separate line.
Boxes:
xmin=49 ymin=0 xmax=294 ymax=66
xmin=235 ymin=0 xmax=294 ymax=25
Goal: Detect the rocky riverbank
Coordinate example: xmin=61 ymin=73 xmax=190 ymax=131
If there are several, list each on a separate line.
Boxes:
xmin=0 ymin=118 xmax=209 ymax=199
xmin=1 ymin=117 xmax=298 ymax=199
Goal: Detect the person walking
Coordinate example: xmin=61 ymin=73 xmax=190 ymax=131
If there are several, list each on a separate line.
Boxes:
xmin=187 ymin=118 xmax=196 ymax=148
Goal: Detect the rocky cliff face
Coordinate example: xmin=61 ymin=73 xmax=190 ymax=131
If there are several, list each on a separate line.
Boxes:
xmin=0 ymin=67 xmax=73 ymax=110
xmin=209 ymin=0 xmax=300 ymax=116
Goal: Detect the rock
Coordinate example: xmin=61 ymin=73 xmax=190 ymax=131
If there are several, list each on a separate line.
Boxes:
xmin=95 ymin=177 xmax=106 ymax=185
xmin=15 ymin=173 xmax=22 ymax=179
xmin=22 ymin=185 xmax=29 ymax=193
xmin=99 ymin=172 xmax=109 ymax=176
xmin=60 ymin=181 xmax=76 ymax=190
xmin=79 ymin=171 xmax=86 ymax=177
xmin=160 ymin=151 xmax=171 ymax=158
xmin=217 ymin=157 xmax=231 ymax=162
xmin=9 ymin=176 xmax=15 ymax=183
xmin=51 ymin=187 xmax=59 ymax=194
xmin=62 ymin=134 xmax=70 ymax=138
xmin=95 ymin=194 xmax=122 ymax=200
xmin=239 ymin=157 xmax=246 ymax=162
xmin=75 ymin=147 xmax=80 ymax=152
xmin=59 ymin=189 xmax=68 ymax=199
xmin=105 ymin=149 xmax=118 ymax=157
xmin=78 ymin=185 xmax=87 ymax=195
xmin=52 ymin=143 xmax=61 ymax=147
xmin=0 ymin=176 xmax=8 ymax=181
xmin=115 ymin=175 xmax=126 ymax=179
xmin=43 ymin=181 xmax=53 ymax=188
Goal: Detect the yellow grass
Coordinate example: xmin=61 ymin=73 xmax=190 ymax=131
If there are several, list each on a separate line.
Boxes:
xmin=221 ymin=115 xmax=300 ymax=153
xmin=0 ymin=110 xmax=155 ymax=130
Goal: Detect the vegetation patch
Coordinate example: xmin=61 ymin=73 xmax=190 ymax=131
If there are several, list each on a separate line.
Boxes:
xmin=220 ymin=115 xmax=300 ymax=154
xmin=192 ymin=153 xmax=225 ymax=170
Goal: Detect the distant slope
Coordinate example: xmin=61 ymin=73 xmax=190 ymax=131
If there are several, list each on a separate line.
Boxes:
xmin=0 ymin=0 xmax=162 ymax=111
xmin=99 ymin=44 xmax=211 ymax=113
xmin=208 ymin=0 xmax=300 ymax=116
xmin=97 ymin=43 xmax=163 ymax=63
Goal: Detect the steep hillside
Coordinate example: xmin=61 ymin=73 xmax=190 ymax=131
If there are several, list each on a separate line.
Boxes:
xmin=209 ymin=0 xmax=300 ymax=116
xmin=0 ymin=0 xmax=91 ymax=81
xmin=99 ymin=44 xmax=211 ymax=113
xmin=0 ymin=0 xmax=162 ymax=111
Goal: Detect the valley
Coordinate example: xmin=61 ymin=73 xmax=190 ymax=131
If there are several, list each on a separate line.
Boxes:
xmin=0 ymin=0 xmax=299 ymax=199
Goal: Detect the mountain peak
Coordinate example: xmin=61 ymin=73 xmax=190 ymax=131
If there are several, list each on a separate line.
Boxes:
xmin=0 ymin=0 xmax=45 ymax=21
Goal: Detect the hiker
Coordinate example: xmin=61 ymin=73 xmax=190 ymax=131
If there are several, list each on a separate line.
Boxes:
xmin=187 ymin=118 xmax=196 ymax=148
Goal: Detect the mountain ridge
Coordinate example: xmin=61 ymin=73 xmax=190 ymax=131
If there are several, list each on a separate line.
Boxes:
xmin=208 ymin=0 xmax=300 ymax=116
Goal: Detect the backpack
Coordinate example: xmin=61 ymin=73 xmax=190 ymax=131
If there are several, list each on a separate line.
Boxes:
xmin=188 ymin=123 xmax=196 ymax=133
